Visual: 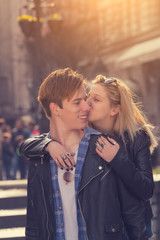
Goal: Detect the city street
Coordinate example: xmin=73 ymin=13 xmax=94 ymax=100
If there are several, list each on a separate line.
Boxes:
xmin=0 ymin=0 xmax=160 ymax=239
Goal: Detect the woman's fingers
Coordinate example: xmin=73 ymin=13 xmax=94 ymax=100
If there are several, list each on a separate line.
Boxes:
xmin=95 ymin=147 xmax=103 ymax=157
xmin=46 ymin=141 xmax=76 ymax=170
xmin=95 ymin=136 xmax=120 ymax=162
xmin=54 ymin=152 xmax=75 ymax=170
xmin=59 ymin=153 xmax=76 ymax=170
xmin=54 ymin=158 xmax=64 ymax=169
xmin=107 ymin=136 xmax=117 ymax=146
xmin=96 ymin=137 xmax=106 ymax=151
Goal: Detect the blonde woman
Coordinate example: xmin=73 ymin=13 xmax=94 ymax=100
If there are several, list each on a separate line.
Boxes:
xmin=87 ymin=75 xmax=157 ymax=199
xmin=86 ymin=75 xmax=158 ymax=239
xmin=20 ymin=75 xmax=157 ymax=239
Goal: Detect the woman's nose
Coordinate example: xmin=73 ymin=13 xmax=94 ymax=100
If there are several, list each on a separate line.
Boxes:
xmin=86 ymin=98 xmax=92 ymax=106
xmin=84 ymin=100 xmax=91 ymax=111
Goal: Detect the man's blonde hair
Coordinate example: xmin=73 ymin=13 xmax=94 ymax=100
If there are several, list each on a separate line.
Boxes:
xmin=93 ymin=75 xmax=158 ymax=153
xmin=38 ymin=68 xmax=87 ymax=118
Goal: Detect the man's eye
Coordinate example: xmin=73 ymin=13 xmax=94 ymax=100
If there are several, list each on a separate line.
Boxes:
xmin=74 ymin=102 xmax=80 ymax=105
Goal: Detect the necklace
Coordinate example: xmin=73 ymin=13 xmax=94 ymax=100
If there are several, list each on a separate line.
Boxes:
xmin=63 ymin=171 xmax=74 ymax=184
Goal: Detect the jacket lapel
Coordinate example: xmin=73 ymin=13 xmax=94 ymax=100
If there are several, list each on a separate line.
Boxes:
xmin=79 ymin=135 xmax=106 ymax=191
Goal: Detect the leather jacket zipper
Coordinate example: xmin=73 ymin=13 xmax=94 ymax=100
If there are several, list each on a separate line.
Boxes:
xmin=41 ymin=156 xmax=44 ymax=164
xmin=40 ymin=180 xmax=50 ymax=240
xmin=77 ymin=170 xmax=104 ymax=240
xmin=100 ymin=169 xmax=111 ymax=181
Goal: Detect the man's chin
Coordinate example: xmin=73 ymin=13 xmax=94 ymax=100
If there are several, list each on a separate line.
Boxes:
xmin=81 ymin=122 xmax=88 ymax=128
xmin=87 ymin=116 xmax=92 ymax=122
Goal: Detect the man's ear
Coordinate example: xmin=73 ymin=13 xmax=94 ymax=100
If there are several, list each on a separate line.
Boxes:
xmin=110 ymin=104 xmax=121 ymax=117
xmin=49 ymin=102 xmax=60 ymax=116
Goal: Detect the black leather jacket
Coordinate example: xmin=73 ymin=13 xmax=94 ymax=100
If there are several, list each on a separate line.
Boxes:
xmin=21 ymin=129 xmax=154 ymax=202
xmin=110 ymin=130 xmax=154 ymax=222
xmin=20 ymin=134 xmax=148 ymax=240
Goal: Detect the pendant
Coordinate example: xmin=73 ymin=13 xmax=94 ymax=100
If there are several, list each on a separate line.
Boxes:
xmin=63 ymin=171 xmax=74 ymax=184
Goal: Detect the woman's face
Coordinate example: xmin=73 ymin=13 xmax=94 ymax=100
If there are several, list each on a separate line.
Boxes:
xmin=87 ymin=84 xmax=117 ymax=129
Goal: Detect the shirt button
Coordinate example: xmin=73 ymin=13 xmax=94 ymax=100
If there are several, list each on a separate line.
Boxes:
xmin=112 ymin=228 xmax=116 ymax=232
xmin=58 ymin=206 xmax=62 ymax=210
xmin=54 ymin=174 xmax=57 ymax=178
xmin=56 ymin=190 xmax=59 ymax=194
xmin=34 ymin=163 xmax=38 ymax=167
xmin=61 ymin=223 xmax=64 ymax=227
xmin=99 ymin=166 xmax=102 ymax=170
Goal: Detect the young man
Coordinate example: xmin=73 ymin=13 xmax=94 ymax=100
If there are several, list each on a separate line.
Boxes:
xmin=21 ymin=68 xmax=147 ymax=240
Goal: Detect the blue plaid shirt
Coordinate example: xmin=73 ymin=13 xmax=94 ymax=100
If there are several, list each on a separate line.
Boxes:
xmin=50 ymin=127 xmax=100 ymax=240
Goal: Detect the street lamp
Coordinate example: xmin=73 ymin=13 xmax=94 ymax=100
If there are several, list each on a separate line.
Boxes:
xmin=17 ymin=0 xmax=63 ymax=132
xmin=17 ymin=0 xmax=63 ymax=38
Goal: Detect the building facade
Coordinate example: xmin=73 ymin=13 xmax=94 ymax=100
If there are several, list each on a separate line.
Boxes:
xmin=0 ymin=0 xmax=160 ymax=127
xmin=0 ymin=0 xmax=32 ymax=124
xmin=98 ymin=0 xmax=160 ymax=124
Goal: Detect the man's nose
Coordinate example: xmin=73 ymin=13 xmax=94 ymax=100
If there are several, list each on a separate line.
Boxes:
xmin=86 ymin=98 xmax=92 ymax=107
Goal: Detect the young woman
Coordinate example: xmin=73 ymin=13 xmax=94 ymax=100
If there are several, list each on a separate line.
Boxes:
xmin=20 ymin=75 xmax=158 ymax=239
xmin=86 ymin=76 xmax=158 ymax=238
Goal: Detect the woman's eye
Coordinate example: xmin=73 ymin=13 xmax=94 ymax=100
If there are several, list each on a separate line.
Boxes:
xmin=93 ymin=98 xmax=99 ymax=102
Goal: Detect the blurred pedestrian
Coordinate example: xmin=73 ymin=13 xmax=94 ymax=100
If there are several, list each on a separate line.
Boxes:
xmin=0 ymin=118 xmax=6 ymax=180
xmin=15 ymin=135 xmax=27 ymax=179
xmin=11 ymin=119 xmax=29 ymax=179
xmin=2 ymin=132 xmax=13 ymax=180
xmin=27 ymin=121 xmax=40 ymax=137
xmin=31 ymin=124 xmax=40 ymax=136
xmin=27 ymin=121 xmax=35 ymax=137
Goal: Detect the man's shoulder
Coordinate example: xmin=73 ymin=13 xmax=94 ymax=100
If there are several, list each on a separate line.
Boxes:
xmin=33 ymin=132 xmax=49 ymax=139
xmin=84 ymin=126 xmax=101 ymax=136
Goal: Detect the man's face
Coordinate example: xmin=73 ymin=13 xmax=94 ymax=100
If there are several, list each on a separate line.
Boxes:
xmin=58 ymin=86 xmax=90 ymax=131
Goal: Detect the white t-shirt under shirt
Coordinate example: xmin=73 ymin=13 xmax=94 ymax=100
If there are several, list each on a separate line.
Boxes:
xmin=58 ymin=150 xmax=78 ymax=240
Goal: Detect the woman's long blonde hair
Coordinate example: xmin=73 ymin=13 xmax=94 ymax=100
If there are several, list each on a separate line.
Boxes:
xmin=93 ymin=75 xmax=158 ymax=153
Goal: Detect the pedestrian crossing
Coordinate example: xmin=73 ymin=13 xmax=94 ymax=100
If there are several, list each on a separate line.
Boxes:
xmin=0 ymin=180 xmax=27 ymax=240
xmin=0 ymin=227 xmax=25 ymax=239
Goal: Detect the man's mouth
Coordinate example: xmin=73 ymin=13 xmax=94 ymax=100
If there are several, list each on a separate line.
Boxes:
xmin=80 ymin=115 xmax=88 ymax=120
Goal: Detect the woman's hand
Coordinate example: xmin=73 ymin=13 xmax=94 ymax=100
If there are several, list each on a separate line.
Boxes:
xmin=96 ymin=136 xmax=120 ymax=162
xmin=45 ymin=141 xmax=75 ymax=170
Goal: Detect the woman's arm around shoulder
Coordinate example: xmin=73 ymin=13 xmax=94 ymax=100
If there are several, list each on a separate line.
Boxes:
xmin=19 ymin=133 xmax=76 ymax=169
xmin=19 ymin=133 xmax=52 ymax=158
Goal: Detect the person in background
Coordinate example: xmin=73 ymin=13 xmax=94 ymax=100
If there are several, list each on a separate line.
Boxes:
xmin=2 ymin=132 xmax=13 ymax=180
xmin=11 ymin=119 xmax=29 ymax=179
xmin=27 ymin=121 xmax=35 ymax=137
xmin=31 ymin=124 xmax=40 ymax=137
xmin=0 ymin=118 xmax=6 ymax=180
xmin=20 ymin=68 xmax=147 ymax=240
xmin=28 ymin=121 xmax=40 ymax=137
